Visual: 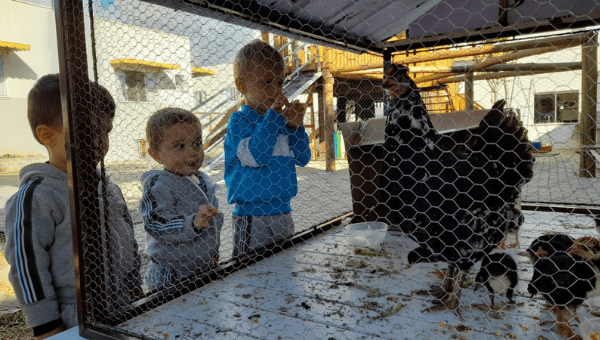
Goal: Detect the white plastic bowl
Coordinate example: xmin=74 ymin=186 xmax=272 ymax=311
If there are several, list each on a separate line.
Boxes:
xmin=579 ymin=318 xmax=600 ymax=340
xmin=345 ymin=221 xmax=389 ymax=248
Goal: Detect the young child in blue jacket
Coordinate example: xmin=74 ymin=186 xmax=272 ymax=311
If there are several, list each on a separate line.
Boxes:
xmin=225 ymin=40 xmax=311 ymax=257
xmin=140 ymin=107 xmax=223 ymax=291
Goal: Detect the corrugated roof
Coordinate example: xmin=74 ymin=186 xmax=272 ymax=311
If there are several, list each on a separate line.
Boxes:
xmin=142 ymin=0 xmax=600 ymax=54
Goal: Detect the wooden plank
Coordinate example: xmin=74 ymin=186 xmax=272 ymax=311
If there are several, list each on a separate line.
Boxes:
xmin=416 ymin=45 xmax=576 ymax=84
xmin=580 ymin=32 xmax=598 ymax=177
xmin=341 ymin=33 xmax=587 ymax=74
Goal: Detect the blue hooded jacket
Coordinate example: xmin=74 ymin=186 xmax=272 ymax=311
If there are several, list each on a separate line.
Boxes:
xmin=224 ymin=105 xmax=311 ymax=216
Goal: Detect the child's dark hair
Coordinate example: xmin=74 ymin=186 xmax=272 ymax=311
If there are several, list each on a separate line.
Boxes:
xmin=146 ymin=107 xmax=202 ymax=150
xmin=233 ymin=40 xmax=284 ymax=80
xmin=27 ymin=74 xmax=116 ymax=143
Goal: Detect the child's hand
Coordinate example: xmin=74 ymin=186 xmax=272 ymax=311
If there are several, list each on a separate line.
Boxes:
xmin=272 ymin=92 xmax=306 ymax=128
xmin=271 ymin=91 xmax=287 ymax=113
xmin=282 ymin=99 xmax=306 ymax=129
xmin=194 ymin=205 xmax=219 ymax=230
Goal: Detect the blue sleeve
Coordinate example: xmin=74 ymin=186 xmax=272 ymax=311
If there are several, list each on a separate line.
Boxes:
xmin=140 ymin=177 xmax=198 ymax=243
xmin=288 ymin=126 xmax=311 ymax=167
xmin=226 ymin=109 xmax=288 ymax=167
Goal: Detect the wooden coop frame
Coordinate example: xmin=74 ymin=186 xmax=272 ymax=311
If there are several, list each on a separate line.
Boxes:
xmin=53 ymin=0 xmax=600 ymax=337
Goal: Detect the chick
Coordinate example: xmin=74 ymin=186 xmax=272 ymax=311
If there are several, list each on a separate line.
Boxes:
xmin=498 ymin=206 xmax=523 ymax=249
xmin=475 ymin=252 xmax=518 ymax=310
xmin=526 ymin=233 xmax=574 ymax=264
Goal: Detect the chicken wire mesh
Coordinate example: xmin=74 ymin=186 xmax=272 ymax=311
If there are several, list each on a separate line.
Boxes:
xmin=7 ymin=0 xmax=600 ymax=339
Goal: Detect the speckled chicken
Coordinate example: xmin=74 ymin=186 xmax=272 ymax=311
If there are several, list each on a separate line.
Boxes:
xmin=379 ymin=64 xmax=535 ymax=313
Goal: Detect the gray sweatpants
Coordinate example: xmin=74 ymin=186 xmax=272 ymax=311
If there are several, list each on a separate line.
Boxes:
xmin=232 ymin=213 xmax=295 ymax=257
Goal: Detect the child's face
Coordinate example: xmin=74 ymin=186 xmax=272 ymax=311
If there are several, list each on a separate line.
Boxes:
xmin=151 ymin=122 xmax=204 ymax=176
xmin=238 ymin=57 xmax=285 ymax=114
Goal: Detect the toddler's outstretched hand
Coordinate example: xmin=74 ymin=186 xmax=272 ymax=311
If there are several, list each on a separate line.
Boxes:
xmin=194 ymin=205 xmax=219 ymax=230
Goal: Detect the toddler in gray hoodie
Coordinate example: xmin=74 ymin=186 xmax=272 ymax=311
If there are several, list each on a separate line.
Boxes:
xmin=140 ymin=107 xmax=223 ymax=291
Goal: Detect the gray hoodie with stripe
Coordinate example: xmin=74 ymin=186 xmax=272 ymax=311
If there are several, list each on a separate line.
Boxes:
xmin=4 ymin=163 xmax=141 ymax=329
xmin=139 ymin=170 xmax=223 ymax=290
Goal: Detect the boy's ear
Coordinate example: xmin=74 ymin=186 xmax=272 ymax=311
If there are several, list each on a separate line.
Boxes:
xmin=36 ymin=125 xmax=58 ymax=147
xmin=234 ymin=77 xmax=246 ymax=94
xmin=147 ymin=148 xmax=161 ymax=164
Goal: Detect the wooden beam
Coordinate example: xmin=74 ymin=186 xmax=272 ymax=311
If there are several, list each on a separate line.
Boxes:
xmin=465 ymin=72 xmax=474 ymax=110
xmin=415 ymin=45 xmax=573 ymax=84
xmin=323 ymin=48 xmax=336 ymax=172
xmin=344 ymin=62 xmax=582 ymax=74
xmin=340 ymin=33 xmax=587 ymax=73
xmin=438 ymin=68 xmax=575 ymax=84
xmin=332 ymin=73 xmax=383 ymax=81
xmin=580 ymin=32 xmax=598 ymax=177
xmin=468 ymin=62 xmax=581 ymax=73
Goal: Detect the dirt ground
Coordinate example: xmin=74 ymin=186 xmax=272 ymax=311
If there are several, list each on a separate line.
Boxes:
xmin=0 ymin=234 xmax=33 ymax=340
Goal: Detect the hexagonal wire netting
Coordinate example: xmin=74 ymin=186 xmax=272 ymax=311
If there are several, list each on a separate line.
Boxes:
xmin=47 ymin=0 xmax=600 ymax=339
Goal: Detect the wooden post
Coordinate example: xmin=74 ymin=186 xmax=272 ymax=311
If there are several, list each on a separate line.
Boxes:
xmin=465 ymin=72 xmax=474 ymax=110
xmin=54 ymin=0 xmax=106 ymax=327
xmin=317 ymin=46 xmax=326 ymax=149
xmin=383 ymin=49 xmax=392 ymax=115
xmin=323 ymin=48 xmax=336 ymax=171
xmin=261 ymin=32 xmax=269 ymax=43
xmin=580 ymin=32 xmax=598 ymax=177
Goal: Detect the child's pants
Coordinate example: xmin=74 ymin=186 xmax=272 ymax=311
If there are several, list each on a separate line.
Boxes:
xmin=232 ymin=213 xmax=294 ymax=257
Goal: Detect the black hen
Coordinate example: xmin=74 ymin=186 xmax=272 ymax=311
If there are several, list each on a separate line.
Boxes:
xmin=379 ymin=64 xmax=535 ymax=312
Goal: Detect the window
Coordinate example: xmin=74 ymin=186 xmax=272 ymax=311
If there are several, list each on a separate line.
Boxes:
xmin=0 ymin=56 xmax=7 ymax=97
xmin=175 ymin=75 xmax=185 ymax=91
xmin=195 ymin=91 xmax=207 ymax=106
xmin=534 ymin=91 xmax=579 ymax=124
xmin=227 ymin=86 xmax=239 ymax=100
xmin=121 ymin=70 xmax=147 ymax=102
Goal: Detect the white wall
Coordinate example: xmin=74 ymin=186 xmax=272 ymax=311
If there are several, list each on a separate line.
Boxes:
xmin=472 ymin=44 xmax=597 ymax=150
xmin=0 ymin=0 xmax=59 ymax=156
xmin=91 ymin=16 xmax=260 ymax=163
